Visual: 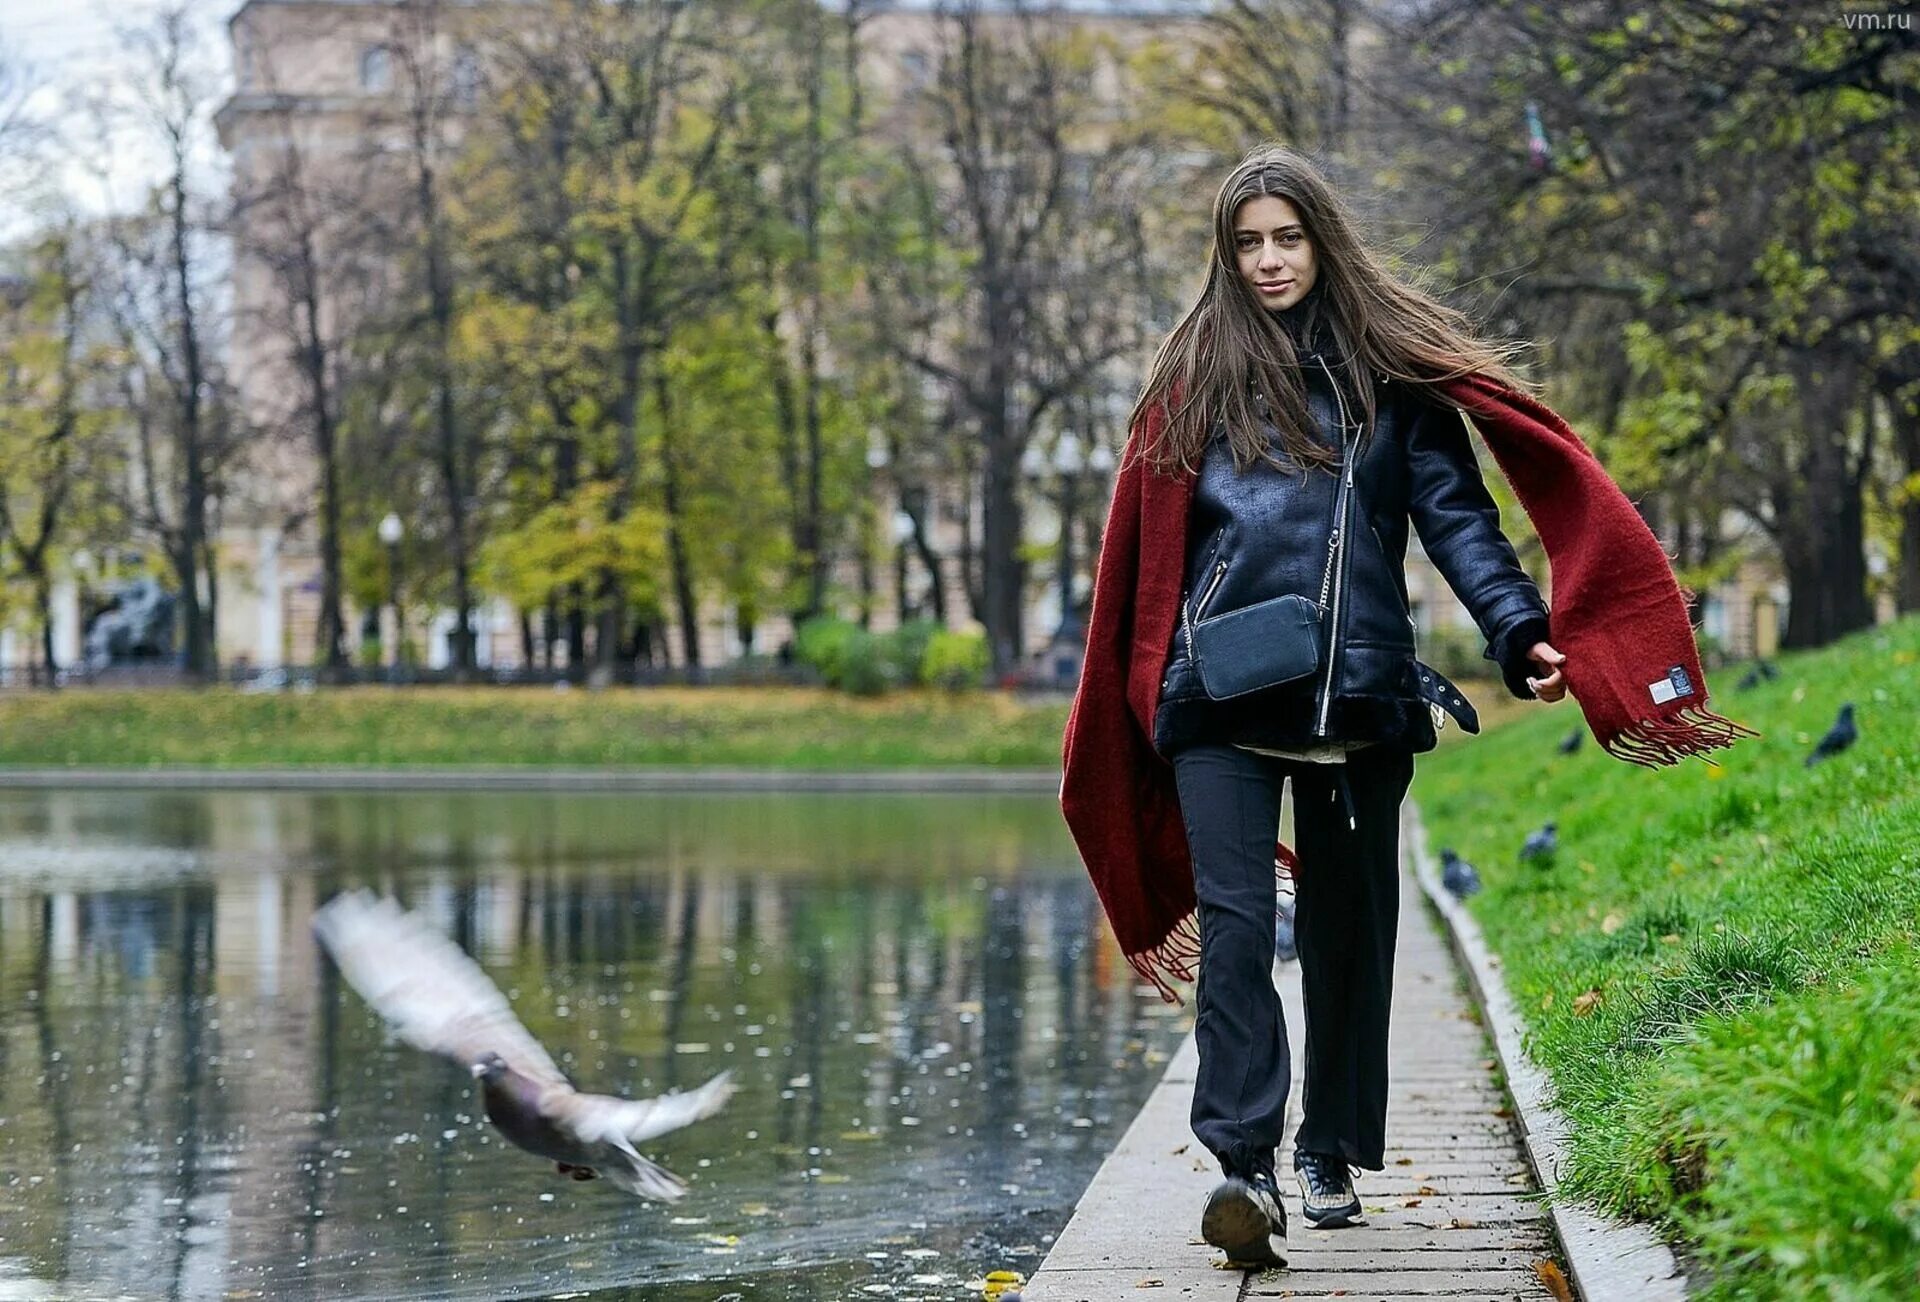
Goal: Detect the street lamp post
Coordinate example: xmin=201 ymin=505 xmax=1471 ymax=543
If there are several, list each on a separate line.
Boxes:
xmin=378 ymin=512 xmax=404 ymax=681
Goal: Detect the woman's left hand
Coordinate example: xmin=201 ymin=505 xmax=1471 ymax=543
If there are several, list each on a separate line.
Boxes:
xmin=1526 ymin=642 xmax=1568 ymax=702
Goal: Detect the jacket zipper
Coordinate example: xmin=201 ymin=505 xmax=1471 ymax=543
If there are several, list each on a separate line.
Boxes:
xmin=1314 ymin=354 xmax=1357 ymax=738
xmin=1182 ymin=558 xmax=1228 ymax=659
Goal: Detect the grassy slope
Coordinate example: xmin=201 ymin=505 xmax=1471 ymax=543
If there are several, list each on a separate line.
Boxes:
xmin=1415 ymin=615 xmax=1920 ymax=1300
xmin=0 ymin=686 xmax=1073 ymax=768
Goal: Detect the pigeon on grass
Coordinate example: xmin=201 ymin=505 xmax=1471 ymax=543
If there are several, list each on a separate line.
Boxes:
xmin=312 ymin=889 xmax=735 ymax=1199
xmin=1439 ymin=848 xmax=1482 ymax=899
xmin=1519 ymin=822 xmax=1559 ymax=864
xmin=1803 ymin=702 xmax=1858 ymax=768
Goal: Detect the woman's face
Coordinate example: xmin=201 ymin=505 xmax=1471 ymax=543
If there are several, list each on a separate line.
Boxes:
xmin=1232 ymin=194 xmax=1317 ymax=312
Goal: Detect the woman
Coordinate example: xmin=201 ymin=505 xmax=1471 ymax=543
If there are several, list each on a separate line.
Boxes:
xmin=1059 ymin=143 xmax=1751 ymax=1271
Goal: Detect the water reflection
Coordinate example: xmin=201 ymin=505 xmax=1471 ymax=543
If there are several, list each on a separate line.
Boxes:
xmin=0 ymin=789 xmax=1190 ymax=1300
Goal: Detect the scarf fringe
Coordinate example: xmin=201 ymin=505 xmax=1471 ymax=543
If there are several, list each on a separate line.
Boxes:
xmin=1601 ymin=704 xmax=1760 ymax=769
xmin=1124 ymin=850 xmax=1298 ymax=1005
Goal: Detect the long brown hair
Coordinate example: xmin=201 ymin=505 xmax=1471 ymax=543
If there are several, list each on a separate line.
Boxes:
xmin=1127 ymin=144 xmax=1535 ymax=478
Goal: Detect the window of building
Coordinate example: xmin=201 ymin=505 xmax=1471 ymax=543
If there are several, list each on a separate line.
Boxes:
xmin=360 ymin=45 xmax=393 ymax=94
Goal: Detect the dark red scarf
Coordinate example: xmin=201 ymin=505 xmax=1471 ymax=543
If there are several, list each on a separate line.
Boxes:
xmin=1059 ymin=370 xmax=1756 ymax=1003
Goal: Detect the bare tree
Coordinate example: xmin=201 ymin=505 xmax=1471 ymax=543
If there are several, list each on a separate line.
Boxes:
xmin=92 ymin=6 xmax=235 ymax=680
xmin=869 ymin=0 xmax=1161 ymax=672
xmin=372 ymin=0 xmax=485 ymax=674
xmin=231 ymin=51 xmax=386 ymax=676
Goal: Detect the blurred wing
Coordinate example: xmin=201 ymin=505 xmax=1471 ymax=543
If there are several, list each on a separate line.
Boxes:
xmin=312 ymin=889 xmax=566 ymax=1087
xmin=547 ymin=1069 xmax=737 ymax=1150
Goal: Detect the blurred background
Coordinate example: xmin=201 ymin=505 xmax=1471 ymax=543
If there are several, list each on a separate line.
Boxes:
xmin=0 ymin=3 xmax=1916 ymax=1300
xmin=0 ymin=0 xmax=1911 ymax=694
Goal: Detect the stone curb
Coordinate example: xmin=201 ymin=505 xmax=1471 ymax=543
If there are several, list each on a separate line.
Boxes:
xmin=0 ymin=766 xmax=1061 ymax=794
xmin=1405 ymin=802 xmax=1691 ymax=1302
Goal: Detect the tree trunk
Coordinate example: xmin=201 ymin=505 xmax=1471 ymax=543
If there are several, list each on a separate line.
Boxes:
xmin=416 ymin=87 xmax=475 ymax=676
xmin=980 ymin=359 xmax=1026 ymax=673
xmin=170 ymin=163 xmax=215 ymax=681
xmin=1891 ymin=382 xmax=1920 ymax=614
xmin=1777 ymin=353 xmax=1873 ymax=648
xmin=653 ymin=369 xmax=702 ymax=673
xmin=35 ymin=574 xmax=57 ymax=686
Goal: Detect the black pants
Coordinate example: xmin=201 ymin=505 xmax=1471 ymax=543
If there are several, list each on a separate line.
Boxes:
xmin=1171 ymin=741 xmax=1415 ymax=1180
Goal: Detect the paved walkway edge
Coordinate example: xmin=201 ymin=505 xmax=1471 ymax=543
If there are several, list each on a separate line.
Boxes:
xmin=1405 ymin=802 xmax=1692 ymax=1301
xmin=0 ymin=766 xmax=1061 ymax=794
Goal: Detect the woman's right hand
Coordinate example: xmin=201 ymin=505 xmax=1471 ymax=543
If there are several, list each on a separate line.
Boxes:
xmin=1524 ymin=642 xmax=1568 ymax=702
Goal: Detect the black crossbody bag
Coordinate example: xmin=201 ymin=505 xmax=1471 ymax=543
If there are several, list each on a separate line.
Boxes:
xmin=1183 ymin=360 xmax=1356 ymax=701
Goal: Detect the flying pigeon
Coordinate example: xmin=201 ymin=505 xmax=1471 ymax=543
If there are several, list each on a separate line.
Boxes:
xmin=1804 ymin=702 xmax=1858 ymax=767
xmin=1439 ymin=847 xmax=1482 ymax=898
xmin=1557 ymin=727 xmax=1583 ymax=755
xmin=1519 ymin=821 xmax=1558 ymax=863
xmin=312 ymin=889 xmax=735 ymax=1199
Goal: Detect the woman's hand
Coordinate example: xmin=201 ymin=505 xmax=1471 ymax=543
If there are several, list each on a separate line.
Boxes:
xmin=1525 ymin=642 xmax=1568 ymax=702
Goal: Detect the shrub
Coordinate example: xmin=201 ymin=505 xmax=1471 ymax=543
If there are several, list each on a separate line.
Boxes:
xmin=792 ymin=615 xmax=899 ymax=694
xmin=836 ymin=628 xmax=893 ymax=696
xmin=920 ymin=628 xmax=989 ymax=691
xmin=880 ymin=618 xmax=941 ymax=686
xmin=794 ymin=615 xmax=860 ymax=685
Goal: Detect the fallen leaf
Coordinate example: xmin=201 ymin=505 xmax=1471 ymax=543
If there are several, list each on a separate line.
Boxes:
xmin=1394 ymin=1157 xmax=1413 ymax=1166
xmin=1170 ymin=1143 xmax=1189 ymax=1155
xmin=1135 ymin=1280 xmax=1164 ymax=1289
xmin=1600 ymin=911 xmax=1624 ymax=935
xmin=1450 ymin=1217 xmax=1479 ymax=1229
xmin=1534 ymin=1259 xmax=1574 ymax=1301
xmin=1403 ymin=1198 xmax=1423 ymax=1207
xmin=1572 ymin=989 xmax=1603 ymax=1016
xmin=1416 ymin=1185 xmax=1439 ymax=1196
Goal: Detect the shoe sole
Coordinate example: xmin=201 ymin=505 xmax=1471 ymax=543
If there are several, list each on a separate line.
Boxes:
xmin=1200 ymin=1182 xmax=1287 ymax=1269
xmin=1300 ymin=1198 xmax=1364 ymax=1229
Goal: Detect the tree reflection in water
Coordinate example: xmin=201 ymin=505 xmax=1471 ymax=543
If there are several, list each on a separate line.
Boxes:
xmin=0 ymin=788 xmax=1191 ymax=1300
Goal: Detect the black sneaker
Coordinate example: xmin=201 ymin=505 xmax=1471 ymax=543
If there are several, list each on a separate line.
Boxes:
xmin=1293 ymin=1149 xmax=1363 ymax=1227
xmin=1200 ymin=1169 xmax=1288 ymax=1268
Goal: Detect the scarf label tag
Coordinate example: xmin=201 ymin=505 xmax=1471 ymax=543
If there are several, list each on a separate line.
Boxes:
xmin=1649 ymin=665 xmax=1695 ymax=704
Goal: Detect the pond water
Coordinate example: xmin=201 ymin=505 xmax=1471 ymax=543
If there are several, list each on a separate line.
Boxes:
xmin=0 ymin=788 xmax=1191 ymax=1301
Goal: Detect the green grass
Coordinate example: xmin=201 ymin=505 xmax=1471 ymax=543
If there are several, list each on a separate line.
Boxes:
xmin=0 ymin=685 xmax=1073 ymax=768
xmin=1416 ymin=615 xmax=1920 ymax=1300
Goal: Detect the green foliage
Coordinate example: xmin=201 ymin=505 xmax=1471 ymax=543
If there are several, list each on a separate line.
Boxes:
xmin=873 ymin=618 xmax=932 ymax=682
xmin=0 ymin=686 xmax=1070 ymax=768
xmin=834 ymin=628 xmax=891 ymax=697
xmin=791 ymin=616 xmax=987 ymax=695
xmin=920 ymin=627 xmax=989 ymax=692
xmin=1418 ymin=615 xmax=1920 ymax=1297
xmin=791 ymin=615 xmax=885 ymax=693
xmin=794 ymin=614 xmax=860 ymax=685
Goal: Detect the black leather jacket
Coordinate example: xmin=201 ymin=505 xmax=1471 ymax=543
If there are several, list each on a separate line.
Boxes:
xmin=1153 ymin=347 xmax=1550 ymax=758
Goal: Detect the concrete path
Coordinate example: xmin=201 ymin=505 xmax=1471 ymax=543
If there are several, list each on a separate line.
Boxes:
xmin=1024 ymin=862 xmax=1565 ymax=1301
